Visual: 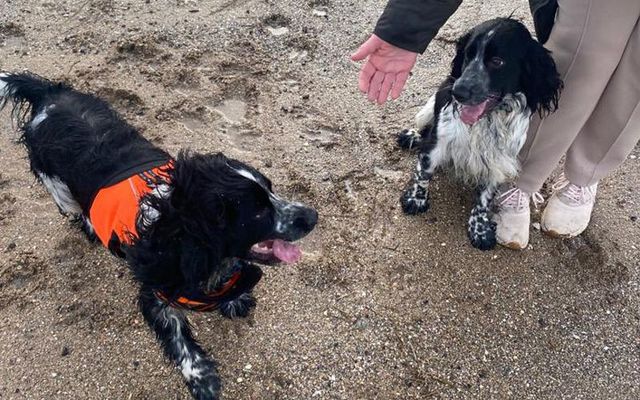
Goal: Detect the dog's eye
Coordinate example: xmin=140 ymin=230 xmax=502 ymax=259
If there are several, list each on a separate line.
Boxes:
xmin=489 ymin=57 xmax=505 ymax=68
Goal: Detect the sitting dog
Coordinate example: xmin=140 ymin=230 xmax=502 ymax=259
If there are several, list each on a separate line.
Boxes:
xmin=397 ymin=18 xmax=562 ymax=250
xmin=0 ymin=72 xmax=317 ymax=399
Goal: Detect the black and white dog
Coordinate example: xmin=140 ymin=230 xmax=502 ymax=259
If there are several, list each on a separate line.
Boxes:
xmin=0 ymin=73 xmax=317 ymax=399
xmin=398 ymin=18 xmax=562 ymax=250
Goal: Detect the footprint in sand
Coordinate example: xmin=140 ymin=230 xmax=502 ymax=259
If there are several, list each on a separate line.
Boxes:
xmin=211 ymin=99 xmax=247 ymax=125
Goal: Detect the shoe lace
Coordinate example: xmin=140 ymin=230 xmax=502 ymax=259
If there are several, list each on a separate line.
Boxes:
xmin=551 ymin=173 xmax=596 ymax=205
xmin=498 ymin=187 xmax=544 ymax=211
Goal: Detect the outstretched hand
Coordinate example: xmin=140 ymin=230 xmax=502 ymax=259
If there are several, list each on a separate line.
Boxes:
xmin=351 ymin=34 xmax=418 ymax=105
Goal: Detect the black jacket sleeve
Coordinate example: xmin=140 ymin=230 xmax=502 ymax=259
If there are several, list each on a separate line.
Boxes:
xmin=373 ymin=0 xmax=463 ymax=54
xmin=529 ymin=0 xmax=558 ymax=44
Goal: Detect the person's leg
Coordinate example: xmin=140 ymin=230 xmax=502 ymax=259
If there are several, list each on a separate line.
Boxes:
xmin=542 ymin=14 xmax=640 ymax=236
xmin=517 ymin=0 xmax=640 ymax=193
xmin=497 ymin=0 xmax=640 ymax=248
xmin=565 ymin=17 xmax=640 ymax=186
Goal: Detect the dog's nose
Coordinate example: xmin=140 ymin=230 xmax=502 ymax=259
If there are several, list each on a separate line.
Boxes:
xmin=293 ymin=208 xmax=318 ymax=233
xmin=452 ymin=82 xmax=473 ymax=103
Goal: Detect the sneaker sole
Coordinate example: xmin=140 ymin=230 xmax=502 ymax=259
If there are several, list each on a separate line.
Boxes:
xmin=498 ymin=241 xmax=526 ymax=250
xmin=542 ymin=225 xmax=584 ymax=238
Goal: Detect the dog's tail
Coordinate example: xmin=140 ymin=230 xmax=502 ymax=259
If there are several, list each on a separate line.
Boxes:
xmin=0 ymin=72 xmax=68 ymax=120
xmin=139 ymin=287 xmax=222 ymax=400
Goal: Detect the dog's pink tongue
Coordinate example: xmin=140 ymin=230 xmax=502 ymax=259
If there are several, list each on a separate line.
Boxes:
xmin=460 ymin=100 xmax=490 ymax=125
xmin=272 ymin=239 xmax=302 ymax=264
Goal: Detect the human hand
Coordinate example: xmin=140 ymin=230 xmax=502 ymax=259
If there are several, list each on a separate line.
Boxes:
xmin=351 ymin=34 xmax=418 ymax=105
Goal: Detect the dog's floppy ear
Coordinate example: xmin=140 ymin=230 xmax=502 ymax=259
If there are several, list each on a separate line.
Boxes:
xmin=179 ymin=233 xmax=222 ymax=293
xmin=450 ymin=31 xmax=472 ymax=78
xmin=522 ymin=40 xmax=563 ymax=116
xmin=171 ymin=192 xmax=225 ymax=294
xmin=168 ymin=151 xmax=229 ymax=292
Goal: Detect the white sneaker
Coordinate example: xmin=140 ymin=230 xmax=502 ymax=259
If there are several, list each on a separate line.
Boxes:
xmin=541 ymin=173 xmax=597 ymax=237
xmin=494 ymin=187 xmax=544 ymax=250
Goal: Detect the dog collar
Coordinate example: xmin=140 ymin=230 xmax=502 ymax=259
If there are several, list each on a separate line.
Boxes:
xmin=154 ymin=262 xmax=263 ymax=312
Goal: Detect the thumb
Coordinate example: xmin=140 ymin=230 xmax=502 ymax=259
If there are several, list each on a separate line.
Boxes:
xmin=350 ymin=35 xmax=382 ymax=61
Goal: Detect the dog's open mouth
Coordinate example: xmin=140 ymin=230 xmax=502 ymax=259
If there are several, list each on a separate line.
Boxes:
xmin=249 ymin=239 xmax=302 ymax=264
xmin=457 ymin=97 xmax=499 ymax=125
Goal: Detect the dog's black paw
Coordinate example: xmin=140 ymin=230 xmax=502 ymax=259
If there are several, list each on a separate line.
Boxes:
xmin=467 ymin=211 xmax=497 ymax=250
xmin=396 ymin=128 xmax=423 ymax=150
xmin=400 ymin=184 xmax=430 ymax=215
xmin=219 ymin=292 xmax=256 ymax=319
xmin=468 ymin=228 xmax=497 ymax=251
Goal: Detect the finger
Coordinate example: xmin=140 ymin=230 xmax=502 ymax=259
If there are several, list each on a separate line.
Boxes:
xmin=367 ymin=71 xmax=385 ymax=102
xmin=377 ymin=73 xmax=395 ymax=105
xmin=350 ymin=35 xmax=381 ymax=61
xmin=390 ymin=72 xmax=410 ymax=99
xmin=358 ymin=62 xmax=376 ymax=93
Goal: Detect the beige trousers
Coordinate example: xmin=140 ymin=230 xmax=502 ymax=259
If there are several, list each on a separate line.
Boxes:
xmin=517 ymin=0 xmax=640 ymax=192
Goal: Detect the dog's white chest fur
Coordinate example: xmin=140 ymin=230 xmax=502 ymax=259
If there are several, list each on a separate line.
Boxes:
xmin=433 ymin=93 xmax=530 ymax=186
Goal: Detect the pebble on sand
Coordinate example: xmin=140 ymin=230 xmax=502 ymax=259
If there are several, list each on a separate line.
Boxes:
xmin=266 ymin=26 xmax=289 ymax=36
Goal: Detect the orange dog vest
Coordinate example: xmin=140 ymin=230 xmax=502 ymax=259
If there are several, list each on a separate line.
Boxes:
xmin=89 ymin=163 xmax=173 ymax=247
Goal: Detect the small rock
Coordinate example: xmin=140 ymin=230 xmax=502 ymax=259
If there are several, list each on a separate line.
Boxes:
xmin=244 ymin=364 xmax=252 ymax=371
xmin=344 ymin=180 xmax=356 ymax=199
xmin=630 ymin=215 xmax=637 ymax=222
xmin=51 ymin=372 xmax=58 ymax=378
xmin=353 ymin=318 xmax=369 ymax=330
xmin=237 ymin=377 xmax=244 ymax=383
xmin=629 ymin=154 xmax=637 ymax=159
xmin=61 ymin=346 xmax=70 ymax=357
xmin=532 ymin=222 xmax=541 ymax=230
xmin=267 ymin=26 xmax=289 ymax=36
xmin=374 ymin=167 xmax=403 ymax=181
xmin=312 ymin=9 xmax=328 ymax=17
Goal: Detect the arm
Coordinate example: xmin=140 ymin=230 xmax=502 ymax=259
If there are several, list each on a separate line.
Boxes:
xmin=351 ymin=0 xmax=462 ymax=104
xmin=529 ymin=0 xmax=558 ymax=44
xmin=375 ymin=0 xmax=463 ymax=53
